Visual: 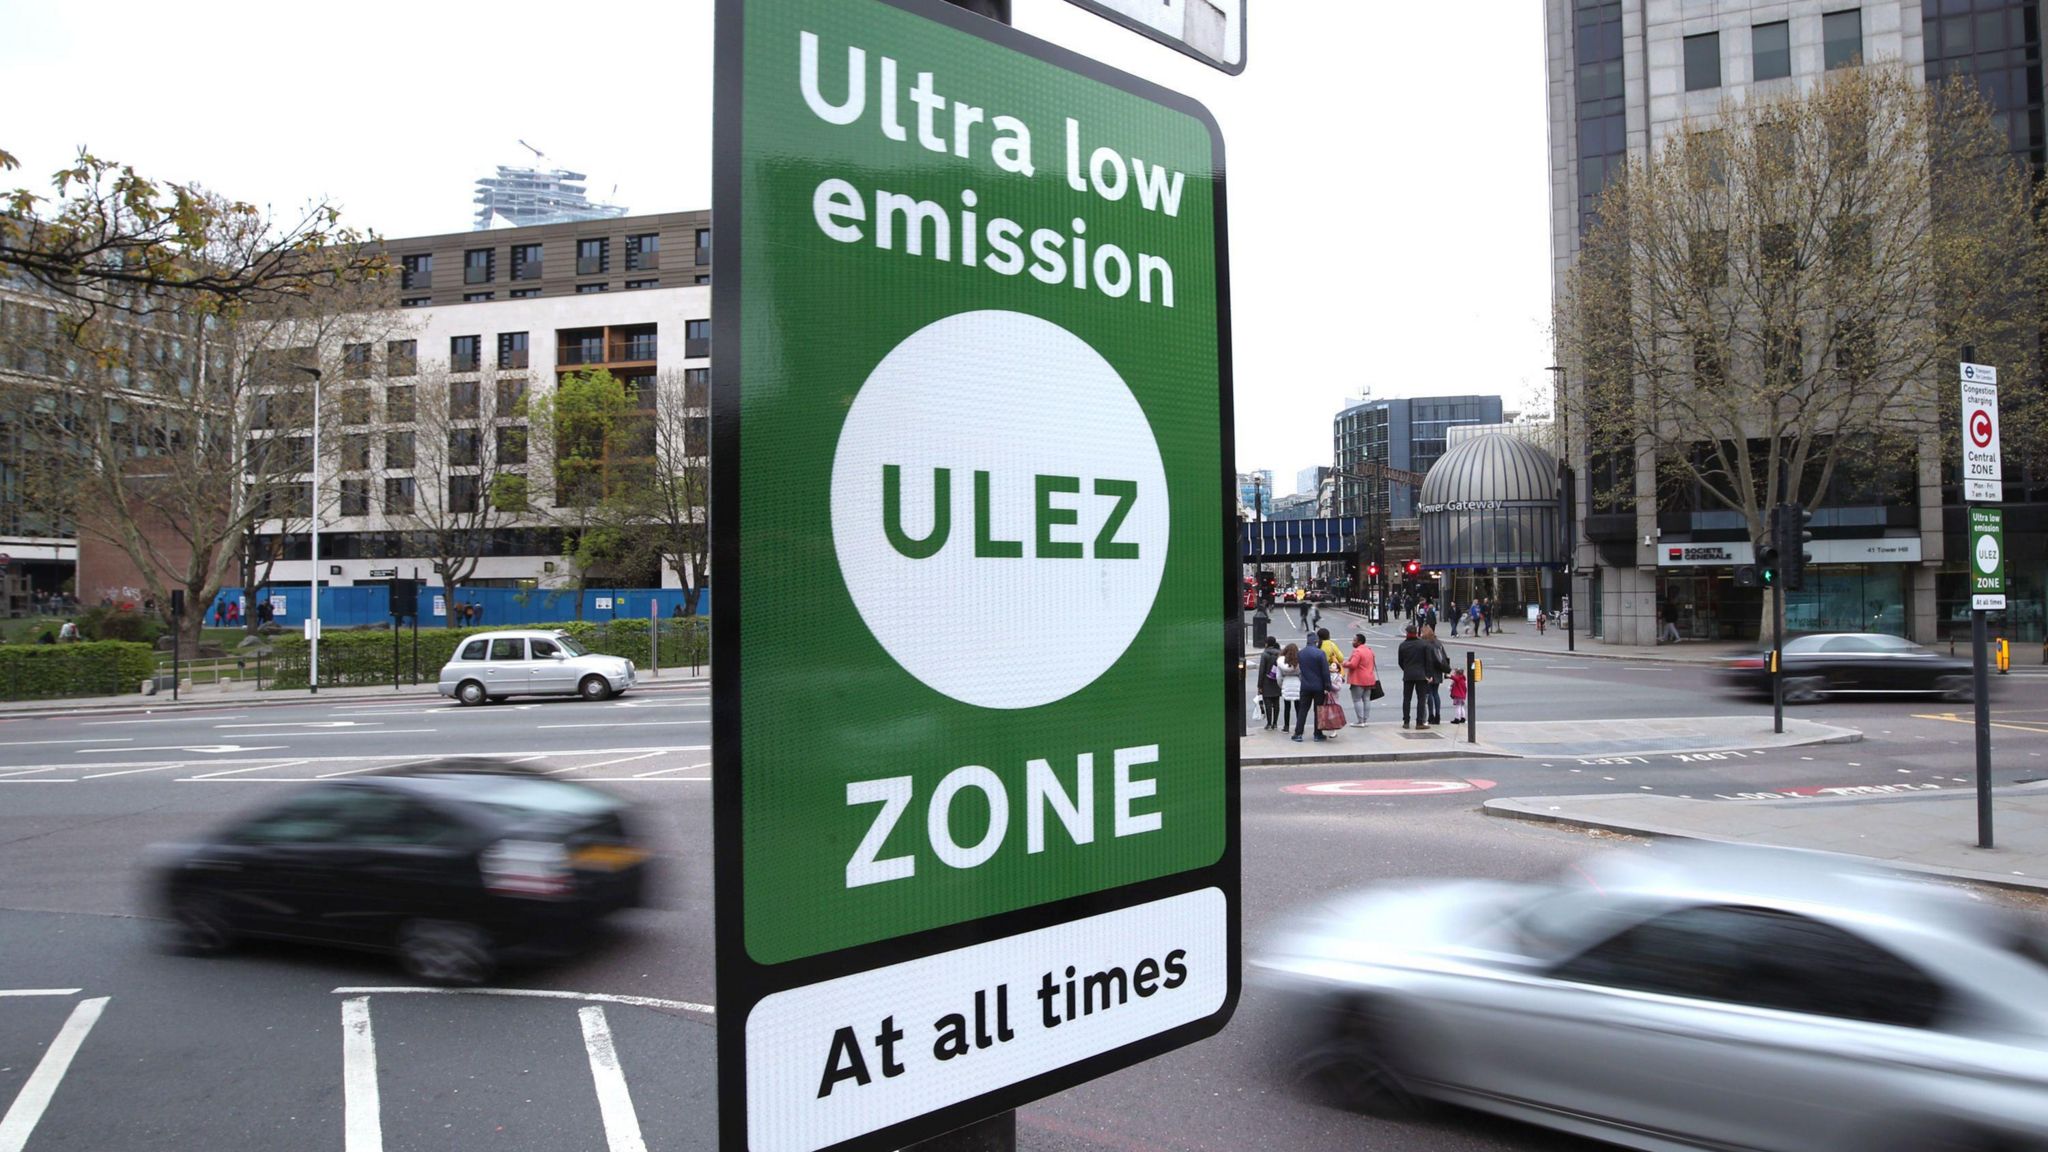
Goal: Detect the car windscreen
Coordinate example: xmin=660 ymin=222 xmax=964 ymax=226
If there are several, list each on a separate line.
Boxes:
xmin=403 ymin=774 xmax=620 ymax=821
xmin=555 ymin=635 xmax=591 ymax=657
xmin=1506 ymin=889 xmax=1645 ymax=963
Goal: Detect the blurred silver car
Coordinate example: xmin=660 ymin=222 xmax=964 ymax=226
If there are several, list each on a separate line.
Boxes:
xmin=1255 ymin=844 xmax=2048 ymax=1151
xmin=437 ymin=630 xmax=636 ymax=704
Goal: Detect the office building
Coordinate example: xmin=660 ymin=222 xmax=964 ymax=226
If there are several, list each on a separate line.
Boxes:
xmin=1546 ymin=0 xmax=2046 ymax=644
xmin=1331 ymin=395 xmax=1504 ymax=526
xmin=1237 ymin=470 xmax=1274 ymax=519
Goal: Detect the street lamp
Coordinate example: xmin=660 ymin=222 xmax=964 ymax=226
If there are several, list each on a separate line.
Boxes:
xmin=296 ymin=365 xmax=324 ymax=693
xmin=1546 ymin=365 xmax=1575 ymax=652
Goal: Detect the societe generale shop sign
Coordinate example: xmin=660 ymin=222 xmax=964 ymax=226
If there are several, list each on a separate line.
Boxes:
xmin=710 ymin=2 xmax=1238 ymax=1150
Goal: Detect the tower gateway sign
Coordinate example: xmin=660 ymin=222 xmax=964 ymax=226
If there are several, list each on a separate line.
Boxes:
xmin=710 ymin=2 xmax=1237 ymax=1150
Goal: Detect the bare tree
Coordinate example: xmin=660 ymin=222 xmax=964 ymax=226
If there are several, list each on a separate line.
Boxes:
xmin=0 ymin=274 xmax=398 ymax=646
xmin=388 ymin=363 xmax=534 ymax=622
xmin=1 ymin=148 xmax=385 ymax=328
xmin=632 ymin=370 xmax=710 ymax=614
xmin=1557 ymin=68 xmax=2045 ymax=566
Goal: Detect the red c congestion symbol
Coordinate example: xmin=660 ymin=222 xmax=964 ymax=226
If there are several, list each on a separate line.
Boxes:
xmin=1970 ymin=409 xmax=1995 ymax=448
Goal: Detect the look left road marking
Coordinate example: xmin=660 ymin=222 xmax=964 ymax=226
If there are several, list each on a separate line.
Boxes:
xmin=0 ymin=996 xmax=109 ymax=1152
xmin=341 ymin=996 xmax=382 ymax=1152
xmin=579 ymin=1006 xmax=650 ymax=1152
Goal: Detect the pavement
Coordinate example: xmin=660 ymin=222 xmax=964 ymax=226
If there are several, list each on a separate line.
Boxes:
xmin=1488 ymin=779 xmax=2048 ymax=894
xmin=1240 ymin=713 xmax=1859 ymax=765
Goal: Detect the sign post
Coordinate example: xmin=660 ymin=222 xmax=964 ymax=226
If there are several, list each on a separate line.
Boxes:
xmin=1962 ymin=362 xmax=2001 ymax=848
xmin=712 ymin=2 xmax=1236 ymax=1148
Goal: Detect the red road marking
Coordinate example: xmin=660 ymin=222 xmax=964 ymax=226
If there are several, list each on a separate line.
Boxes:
xmin=1284 ymin=778 xmax=1498 ymax=796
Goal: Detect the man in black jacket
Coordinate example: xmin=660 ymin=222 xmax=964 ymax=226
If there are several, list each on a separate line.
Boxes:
xmin=1396 ymin=625 xmax=1433 ymax=730
xmin=1294 ymin=633 xmax=1333 ymax=742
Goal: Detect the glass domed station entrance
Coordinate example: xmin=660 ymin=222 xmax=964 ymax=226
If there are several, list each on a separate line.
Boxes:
xmin=1417 ymin=432 xmax=1566 ymax=622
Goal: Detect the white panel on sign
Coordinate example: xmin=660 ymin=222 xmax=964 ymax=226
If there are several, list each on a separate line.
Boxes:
xmin=1975 ymin=594 xmax=2008 ymax=610
xmin=1961 ymin=379 xmax=2002 ymax=503
xmin=745 ymin=889 xmax=1228 ymax=1152
xmin=1960 ymin=362 xmax=1998 ymax=385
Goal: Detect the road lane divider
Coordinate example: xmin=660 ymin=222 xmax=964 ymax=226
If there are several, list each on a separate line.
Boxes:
xmin=0 ymin=995 xmax=109 ymax=1152
xmin=579 ymin=1006 xmax=650 ymax=1152
xmin=340 ymin=996 xmax=382 ymax=1152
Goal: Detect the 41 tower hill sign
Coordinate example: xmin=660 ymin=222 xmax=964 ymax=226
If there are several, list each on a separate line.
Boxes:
xmin=710 ymin=2 xmax=1238 ymax=1150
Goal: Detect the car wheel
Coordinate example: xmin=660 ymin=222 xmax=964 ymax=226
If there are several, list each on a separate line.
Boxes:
xmin=456 ymin=680 xmax=488 ymax=706
xmin=579 ymin=675 xmax=614 ymax=702
xmin=164 ymin=888 xmax=234 ymax=955
xmin=1935 ymin=675 xmax=1974 ymax=704
xmin=1783 ymin=675 xmax=1828 ymax=704
xmin=395 ymin=919 xmax=495 ymax=986
xmin=1294 ymin=1003 xmax=1420 ymax=1119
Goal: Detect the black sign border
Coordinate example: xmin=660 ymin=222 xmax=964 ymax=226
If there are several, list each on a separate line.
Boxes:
xmin=1059 ymin=0 xmax=1247 ymax=76
xmin=712 ymin=0 xmax=1240 ymax=1148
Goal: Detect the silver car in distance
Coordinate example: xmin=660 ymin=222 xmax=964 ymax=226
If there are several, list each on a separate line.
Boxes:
xmin=1254 ymin=844 xmax=2048 ymax=1151
xmin=437 ymin=630 xmax=636 ymax=705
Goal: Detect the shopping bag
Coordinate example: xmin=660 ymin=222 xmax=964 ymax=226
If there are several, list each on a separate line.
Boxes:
xmin=1317 ymin=693 xmax=1348 ymax=732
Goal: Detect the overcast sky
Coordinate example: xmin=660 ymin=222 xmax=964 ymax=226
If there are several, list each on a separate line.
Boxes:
xmin=0 ymin=0 xmax=1552 ymax=492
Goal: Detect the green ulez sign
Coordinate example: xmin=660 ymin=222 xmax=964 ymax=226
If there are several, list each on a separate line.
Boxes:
xmin=713 ymin=0 xmax=1236 ymax=1148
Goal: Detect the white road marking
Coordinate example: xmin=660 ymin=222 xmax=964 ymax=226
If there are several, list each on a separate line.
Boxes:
xmin=215 ymin=721 xmax=374 ymax=730
xmin=180 ymin=761 xmax=309 ymax=781
xmin=81 ymin=763 xmax=186 ymax=780
xmin=538 ymin=722 xmax=706 ymax=730
xmin=0 ymin=989 xmax=82 ymax=997
xmin=633 ymin=763 xmax=710 ymax=778
xmin=576 ymin=752 xmax=664 ymax=771
xmin=332 ymin=986 xmax=713 ymax=1014
xmin=318 ymin=757 xmax=435 ymax=779
xmin=0 ymin=996 xmax=109 ymax=1152
xmin=579 ymin=1006 xmax=649 ymax=1152
xmin=81 ymin=716 xmax=246 ymax=726
xmin=78 ymin=744 xmax=285 ymax=755
xmin=340 ymin=996 xmax=382 ymax=1152
xmin=0 ymin=768 xmax=59 ymax=780
xmin=210 ymin=729 xmax=435 ymax=738
xmin=0 ymin=738 xmax=129 ymax=747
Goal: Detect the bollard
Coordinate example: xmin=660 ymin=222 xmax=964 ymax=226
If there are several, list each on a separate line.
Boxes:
xmin=1466 ymin=652 xmax=1479 ymax=744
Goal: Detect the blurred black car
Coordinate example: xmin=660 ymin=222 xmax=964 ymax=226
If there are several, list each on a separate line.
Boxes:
xmin=148 ymin=763 xmax=649 ymax=984
xmin=1720 ymin=632 xmax=1976 ymax=704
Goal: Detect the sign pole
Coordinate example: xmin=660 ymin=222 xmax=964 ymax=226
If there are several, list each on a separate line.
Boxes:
xmin=1974 ymin=604 xmax=1993 ymax=847
xmin=1961 ymin=357 xmax=2002 ymax=848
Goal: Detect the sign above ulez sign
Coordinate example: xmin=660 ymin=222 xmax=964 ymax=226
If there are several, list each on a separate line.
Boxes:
xmin=1961 ymin=367 xmax=2001 ymax=503
xmin=711 ymin=1 xmax=1237 ymax=1149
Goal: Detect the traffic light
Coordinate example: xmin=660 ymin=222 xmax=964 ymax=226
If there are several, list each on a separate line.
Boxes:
xmin=1778 ymin=502 xmax=1814 ymax=591
xmin=1366 ymin=561 xmax=1381 ymax=580
xmin=1404 ymin=559 xmax=1421 ymax=578
xmin=1757 ymin=542 xmax=1780 ymax=588
xmin=1734 ymin=565 xmax=1761 ymax=589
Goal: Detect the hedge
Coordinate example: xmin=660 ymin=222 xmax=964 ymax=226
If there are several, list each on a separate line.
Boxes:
xmin=265 ymin=618 xmax=709 ymax=690
xmin=0 ymin=641 xmax=158 ymax=700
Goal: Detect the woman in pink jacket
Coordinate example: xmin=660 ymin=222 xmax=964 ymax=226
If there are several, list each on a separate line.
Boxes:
xmin=1344 ymin=633 xmax=1378 ymax=726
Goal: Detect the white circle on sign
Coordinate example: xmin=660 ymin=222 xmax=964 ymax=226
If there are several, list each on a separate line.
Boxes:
xmin=1976 ymin=533 xmax=2001 ymax=575
xmin=1283 ymin=778 xmax=1499 ymax=796
xmin=830 ymin=310 xmax=1169 ymax=710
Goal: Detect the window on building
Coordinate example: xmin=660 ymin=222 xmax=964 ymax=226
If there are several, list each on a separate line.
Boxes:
xmin=463 ymin=292 xmax=494 ymax=303
xmin=686 ymin=318 xmax=710 ymax=357
xmin=384 ymin=476 xmax=416 ymax=514
xmin=626 ymin=279 xmax=659 ymax=290
xmin=510 ymin=288 xmax=542 ymax=299
xmin=511 ymin=243 xmax=543 ymax=281
xmin=1684 ymin=32 xmax=1721 ymax=91
xmin=386 ymin=340 xmax=418 ymax=376
xmin=340 ymin=477 xmax=370 ymax=517
xmin=491 ymin=474 xmax=530 ymax=512
xmin=385 ymin=430 xmax=416 ymax=469
xmin=464 ymin=248 xmax=494 ymax=285
xmin=496 ymin=425 xmax=529 ymax=465
xmin=618 ymin=325 xmax=657 ymax=362
xmin=448 ymin=427 xmax=481 ymax=467
xmin=339 ymin=387 xmax=374 ymax=426
xmin=626 ymin=232 xmax=660 ymax=270
xmin=684 ymin=366 xmax=709 ymax=406
xmin=577 ymin=237 xmax=608 ymax=276
xmin=450 ymin=335 xmax=481 ymax=373
xmin=560 ymin=329 xmax=604 ymax=365
xmin=694 ymin=274 xmax=710 ymax=285
xmin=495 ymin=377 xmax=529 ymax=416
xmin=1824 ymin=9 xmax=1863 ymax=69
xmin=695 ymin=228 xmax=711 ymax=265
xmin=385 ymin=385 xmax=416 ymax=423
xmin=401 ymin=297 xmax=431 ymax=308
xmin=342 ymin=342 xmax=373 ymax=379
xmin=449 ymin=474 xmax=480 ymax=514
xmin=576 ymin=283 xmax=609 ymax=294
xmin=450 ymin=379 xmax=480 ymax=420
xmin=686 ymin=414 xmax=709 ymax=457
xmin=1752 ymin=21 xmax=1790 ymax=81
xmin=401 ymin=253 xmax=432 ymax=290
xmin=341 ymin=433 xmax=372 ymax=471
xmin=498 ymin=331 xmax=529 ymax=370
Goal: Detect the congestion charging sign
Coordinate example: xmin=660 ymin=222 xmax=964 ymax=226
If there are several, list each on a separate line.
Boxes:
xmin=709 ymin=1 xmax=1237 ymax=1150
